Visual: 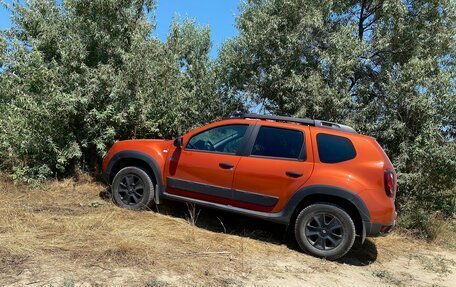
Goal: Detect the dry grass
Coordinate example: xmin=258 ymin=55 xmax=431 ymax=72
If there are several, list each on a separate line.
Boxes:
xmin=1 ymin=174 xmax=456 ymax=286
xmin=0 ymin=175 xmax=284 ymax=286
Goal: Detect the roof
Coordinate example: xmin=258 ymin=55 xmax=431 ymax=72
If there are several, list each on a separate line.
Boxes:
xmin=223 ymin=113 xmax=357 ymax=134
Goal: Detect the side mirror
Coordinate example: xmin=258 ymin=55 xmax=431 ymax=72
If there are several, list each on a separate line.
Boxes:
xmin=173 ymin=136 xmax=183 ymax=148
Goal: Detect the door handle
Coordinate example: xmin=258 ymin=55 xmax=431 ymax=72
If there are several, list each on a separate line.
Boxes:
xmin=219 ymin=162 xmax=234 ymax=169
xmin=286 ymin=171 xmax=303 ymax=178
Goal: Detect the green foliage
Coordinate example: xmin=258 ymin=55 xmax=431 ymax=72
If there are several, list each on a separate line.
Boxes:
xmin=220 ymin=0 xmax=456 ymax=236
xmin=0 ymin=0 xmax=240 ymax=181
xmin=0 ymin=0 xmax=454 ymax=237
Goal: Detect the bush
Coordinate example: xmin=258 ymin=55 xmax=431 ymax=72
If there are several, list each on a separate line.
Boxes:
xmin=0 ymin=0 xmax=454 ymax=238
xmin=0 ymin=0 xmax=241 ymax=181
xmin=217 ymin=0 xmax=456 ymax=238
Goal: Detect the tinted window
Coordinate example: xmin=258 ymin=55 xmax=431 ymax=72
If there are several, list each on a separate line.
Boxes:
xmin=317 ymin=133 xmax=356 ymax=163
xmin=251 ymin=126 xmax=304 ymax=160
xmin=187 ymin=125 xmax=248 ymax=154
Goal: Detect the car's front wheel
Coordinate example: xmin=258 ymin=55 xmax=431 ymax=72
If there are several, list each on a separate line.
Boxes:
xmin=294 ymin=203 xmax=356 ymax=260
xmin=112 ymin=166 xmax=155 ymax=210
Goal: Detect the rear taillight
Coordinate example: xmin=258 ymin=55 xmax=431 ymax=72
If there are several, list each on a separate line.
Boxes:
xmin=384 ymin=170 xmax=395 ymax=197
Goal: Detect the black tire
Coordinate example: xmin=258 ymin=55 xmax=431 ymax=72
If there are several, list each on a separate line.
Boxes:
xmin=111 ymin=166 xmax=155 ymax=210
xmin=294 ymin=203 xmax=356 ymax=260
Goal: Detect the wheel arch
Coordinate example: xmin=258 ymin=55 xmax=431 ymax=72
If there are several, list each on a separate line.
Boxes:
xmin=284 ymin=185 xmax=370 ymax=239
xmin=104 ymin=150 xmax=164 ymax=204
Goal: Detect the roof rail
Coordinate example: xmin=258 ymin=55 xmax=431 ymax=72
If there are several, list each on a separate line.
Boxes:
xmin=223 ymin=113 xmax=357 ymax=134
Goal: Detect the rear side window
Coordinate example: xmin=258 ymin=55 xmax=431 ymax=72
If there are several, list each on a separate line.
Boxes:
xmin=251 ymin=126 xmax=304 ymax=160
xmin=317 ymin=133 xmax=356 ymax=163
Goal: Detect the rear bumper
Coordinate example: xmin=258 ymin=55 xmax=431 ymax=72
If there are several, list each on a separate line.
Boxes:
xmin=362 ymin=203 xmax=397 ymax=239
xmin=363 ymin=220 xmax=395 ymax=237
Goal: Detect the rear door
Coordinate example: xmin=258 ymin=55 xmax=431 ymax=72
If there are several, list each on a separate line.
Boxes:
xmin=232 ymin=122 xmax=314 ymax=212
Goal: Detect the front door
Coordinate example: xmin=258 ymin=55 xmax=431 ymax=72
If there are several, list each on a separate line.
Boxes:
xmin=232 ymin=123 xmax=314 ymax=212
xmin=165 ymin=123 xmax=251 ymax=205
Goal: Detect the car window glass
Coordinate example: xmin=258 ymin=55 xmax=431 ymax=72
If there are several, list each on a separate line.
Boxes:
xmin=220 ymin=136 xmax=244 ymax=153
xmin=251 ymin=126 xmax=304 ymax=159
xmin=317 ymin=133 xmax=356 ymax=163
xmin=187 ymin=125 xmax=248 ymax=154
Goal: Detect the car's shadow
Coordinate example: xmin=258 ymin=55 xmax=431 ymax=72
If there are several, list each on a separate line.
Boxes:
xmin=99 ymin=189 xmax=377 ymax=266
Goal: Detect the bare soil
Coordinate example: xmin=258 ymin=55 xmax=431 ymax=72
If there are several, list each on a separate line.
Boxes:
xmin=1 ymin=176 xmax=455 ymax=287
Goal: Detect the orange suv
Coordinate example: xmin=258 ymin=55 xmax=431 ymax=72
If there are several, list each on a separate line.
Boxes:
xmin=102 ymin=113 xmax=397 ymax=260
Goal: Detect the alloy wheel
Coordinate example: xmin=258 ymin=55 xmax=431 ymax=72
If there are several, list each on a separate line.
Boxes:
xmin=304 ymin=213 xmax=344 ymax=251
xmin=118 ymin=174 xmax=145 ymax=205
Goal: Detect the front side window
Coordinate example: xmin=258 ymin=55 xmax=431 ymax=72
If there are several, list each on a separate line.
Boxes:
xmin=317 ymin=133 xmax=356 ymax=163
xmin=186 ymin=124 xmax=248 ymax=154
xmin=251 ymin=126 xmax=304 ymax=160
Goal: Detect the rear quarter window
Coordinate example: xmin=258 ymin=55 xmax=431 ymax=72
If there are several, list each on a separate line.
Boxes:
xmin=317 ymin=133 xmax=356 ymax=163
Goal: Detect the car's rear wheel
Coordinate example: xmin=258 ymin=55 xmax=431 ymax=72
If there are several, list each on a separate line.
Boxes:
xmin=294 ymin=203 xmax=356 ymax=260
xmin=112 ymin=166 xmax=155 ymax=210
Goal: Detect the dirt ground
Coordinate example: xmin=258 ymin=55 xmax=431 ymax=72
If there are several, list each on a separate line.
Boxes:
xmin=1 ymin=176 xmax=455 ymax=287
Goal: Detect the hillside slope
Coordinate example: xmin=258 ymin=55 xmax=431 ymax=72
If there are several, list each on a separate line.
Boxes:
xmin=0 ymin=177 xmax=455 ymax=287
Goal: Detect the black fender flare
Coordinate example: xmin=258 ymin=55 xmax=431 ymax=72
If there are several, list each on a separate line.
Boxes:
xmin=280 ymin=185 xmax=370 ymax=232
xmin=104 ymin=150 xmax=164 ymax=204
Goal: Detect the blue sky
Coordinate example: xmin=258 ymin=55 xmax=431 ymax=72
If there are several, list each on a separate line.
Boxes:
xmin=0 ymin=0 xmax=239 ymax=58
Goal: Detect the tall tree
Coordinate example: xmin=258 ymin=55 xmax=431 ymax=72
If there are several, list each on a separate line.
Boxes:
xmin=219 ymin=0 xmax=456 ymax=237
xmin=0 ymin=0 xmax=237 ymax=181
